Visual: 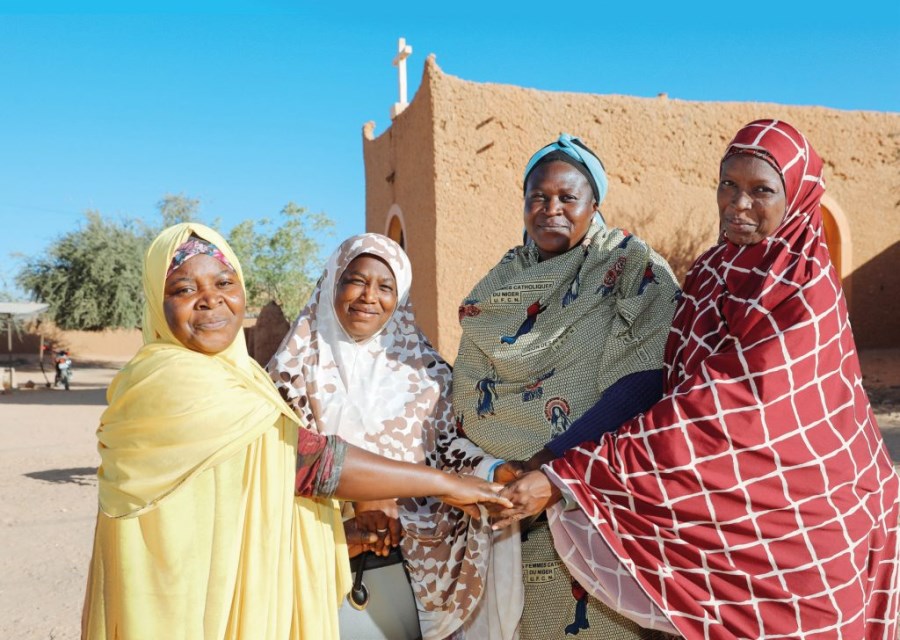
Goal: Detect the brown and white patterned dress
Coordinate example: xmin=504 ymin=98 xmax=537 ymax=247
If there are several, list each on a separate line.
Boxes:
xmin=268 ymin=233 xmax=495 ymax=639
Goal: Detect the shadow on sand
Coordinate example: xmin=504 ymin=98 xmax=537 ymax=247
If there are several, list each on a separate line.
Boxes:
xmin=0 ymin=385 xmax=108 ymax=406
xmin=25 ymin=466 xmax=98 ymax=486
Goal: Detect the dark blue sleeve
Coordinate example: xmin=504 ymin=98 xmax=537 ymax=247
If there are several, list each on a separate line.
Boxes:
xmin=546 ymin=369 xmax=663 ymax=456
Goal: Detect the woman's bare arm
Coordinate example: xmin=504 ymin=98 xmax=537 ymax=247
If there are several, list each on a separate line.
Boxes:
xmin=335 ymin=445 xmax=512 ymax=517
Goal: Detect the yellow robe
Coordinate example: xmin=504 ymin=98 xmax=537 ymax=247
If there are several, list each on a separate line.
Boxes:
xmin=82 ymin=223 xmax=349 ymax=639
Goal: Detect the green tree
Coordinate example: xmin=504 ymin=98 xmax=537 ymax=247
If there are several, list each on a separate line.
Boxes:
xmin=16 ymin=211 xmax=146 ymax=330
xmin=157 ymin=193 xmax=201 ymax=228
xmin=16 ymin=197 xmax=334 ymax=330
xmin=228 ymin=203 xmax=334 ymax=319
xmin=147 ymin=193 xmax=222 ymax=241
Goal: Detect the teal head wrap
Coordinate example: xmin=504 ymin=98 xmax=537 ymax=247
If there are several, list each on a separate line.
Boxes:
xmin=523 ymin=133 xmax=608 ymax=206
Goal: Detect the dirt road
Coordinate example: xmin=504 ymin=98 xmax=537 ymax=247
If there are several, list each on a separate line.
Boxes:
xmin=1 ymin=363 xmax=116 ymax=640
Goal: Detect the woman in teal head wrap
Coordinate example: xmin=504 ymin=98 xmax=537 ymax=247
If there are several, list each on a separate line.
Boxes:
xmin=523 ymin=133 xmax=609 ymax=210
xmin=446 ymin=134 xmax=681 ymax=638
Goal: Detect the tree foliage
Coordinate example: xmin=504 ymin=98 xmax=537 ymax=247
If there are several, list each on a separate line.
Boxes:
xmin=16 ymin=197 xmax=334 ymax=330
xmin=157 ymin=193 xmax=201 ymax=228
xmin=16 ymin=211 xmax=146 ymax=330
xmin=228 ymin=203 xmax=333 ymax=319
xmin=0 ymin=275 xmax=16 ymax=302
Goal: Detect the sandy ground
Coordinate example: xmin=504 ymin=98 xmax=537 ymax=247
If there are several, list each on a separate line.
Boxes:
xmin=1 ymin=351 xmax=899 ymax=640
xmin=0 ymin=361 xmax=123 ymax=640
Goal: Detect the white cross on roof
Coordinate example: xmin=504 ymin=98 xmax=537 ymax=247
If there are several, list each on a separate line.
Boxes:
xmin=391 ymin=37 xmax=413 ymax=119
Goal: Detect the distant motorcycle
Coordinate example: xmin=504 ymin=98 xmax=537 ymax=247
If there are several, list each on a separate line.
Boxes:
xmin=52 ymin=349 xmax=73 ymax=390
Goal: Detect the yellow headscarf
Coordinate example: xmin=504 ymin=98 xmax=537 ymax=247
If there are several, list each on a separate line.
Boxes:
xmin=98 ymin=222 xmax=301 ymax=517
xmin=85 ymin=223 xmax=349 ymax=639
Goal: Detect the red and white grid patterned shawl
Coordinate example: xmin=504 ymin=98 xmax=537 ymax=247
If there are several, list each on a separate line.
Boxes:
xmin=546 ymin=120 xmax=900 ymax=639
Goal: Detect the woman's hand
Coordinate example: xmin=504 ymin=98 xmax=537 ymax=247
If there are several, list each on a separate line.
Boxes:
xmin=436 ymin=473 xmax=513 ymax=519
xmin=493 ymin=460 xmax=526 ymax=484
xmin=354 ymin=499 xmax=402 ymax=556
xmin=523 ymin=447 xmax=557 ymax=472
xmin=343 ymin=518 xmax=378 ymax=558
xmin=491 ymin=470 xmax=561 ymax=529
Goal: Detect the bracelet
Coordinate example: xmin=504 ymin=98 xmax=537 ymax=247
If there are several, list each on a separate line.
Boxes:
xmin=486 ymin=459 xmax=506 ymax=482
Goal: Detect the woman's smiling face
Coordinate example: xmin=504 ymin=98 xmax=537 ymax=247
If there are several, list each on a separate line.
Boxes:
xmin=717 ymin=154 xmax=787 ymax=246
xmin=523 ymin=160 xmax=597 ymax=260
xmin=334 ymin=254 xmax=398 ymax=342
xmin=163 ymin=253 xmax=246 ymax=355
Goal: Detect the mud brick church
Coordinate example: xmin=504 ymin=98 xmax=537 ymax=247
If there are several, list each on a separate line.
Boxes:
xmin=363 ymin=55 xmax=899 ymax=361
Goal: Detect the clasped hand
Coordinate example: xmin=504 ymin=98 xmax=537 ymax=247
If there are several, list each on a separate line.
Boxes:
xmin=488 ymin=454 xmax=562 ymax=529
xmin=346 ymin=463 xmax=550 ymax=555
xmin=352 ymin=499 xmax=402 ymax=557
xmin=348 ymin=474 xmax=516 ymax=557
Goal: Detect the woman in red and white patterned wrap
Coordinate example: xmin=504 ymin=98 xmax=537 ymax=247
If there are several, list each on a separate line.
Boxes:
xmin=494 ymin=120 xmax=900 ymax=639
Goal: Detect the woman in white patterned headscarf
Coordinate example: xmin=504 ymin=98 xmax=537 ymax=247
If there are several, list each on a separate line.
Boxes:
xmin=269 ymin=233 xmax=497 ymax=640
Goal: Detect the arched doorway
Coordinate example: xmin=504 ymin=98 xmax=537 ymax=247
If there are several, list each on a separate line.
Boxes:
xmin=385 ymin=203 xmax=407 ymax=250
xmin=820 ymin=193 xmax=852 ymax=305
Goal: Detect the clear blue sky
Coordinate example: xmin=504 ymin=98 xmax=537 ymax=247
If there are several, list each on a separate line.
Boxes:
xmin=1 ymin=1 xmax=897 ymax=296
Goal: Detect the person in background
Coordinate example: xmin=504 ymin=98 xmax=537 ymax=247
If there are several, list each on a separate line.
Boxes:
xmin=493 ymin=120 xmax=900 ymax=639
xmin=81 ymin=223 xmax=510 ymax=640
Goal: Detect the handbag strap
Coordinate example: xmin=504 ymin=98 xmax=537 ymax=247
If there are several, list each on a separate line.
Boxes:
xmin=348 ymin=546 xmax=405 ymax=573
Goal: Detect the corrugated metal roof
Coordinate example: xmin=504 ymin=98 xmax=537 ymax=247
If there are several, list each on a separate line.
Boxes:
xmin=0 ymin=302 xmax=49 ymax=317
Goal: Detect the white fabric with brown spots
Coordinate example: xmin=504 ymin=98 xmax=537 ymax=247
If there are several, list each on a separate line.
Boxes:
xmin=268 ymin=233 xmax=494 ymax=639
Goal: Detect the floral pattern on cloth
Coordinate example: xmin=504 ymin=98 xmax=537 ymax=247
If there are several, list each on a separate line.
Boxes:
xmin=452 ymin=223 xmax=681 ymax=639
xmin=268 ymin=233 xmax=493 ymax=640
xmin=165 ymin=236 xmax=234 ymax=278
xmin=547 ymin=120 xmax=900 ymax=639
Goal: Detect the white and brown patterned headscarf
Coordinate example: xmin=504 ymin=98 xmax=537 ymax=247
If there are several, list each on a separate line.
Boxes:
xmin=268 ymin=233 xmax=494 ymax=639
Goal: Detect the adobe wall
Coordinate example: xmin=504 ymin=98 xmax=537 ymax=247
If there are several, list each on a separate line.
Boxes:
xmin=363 ymin=73 xmax=441 ymax=343
xmin=366 ymin=58 xmax=900 ymax=360
xmin=0 ymin=323 xmax=143 ymax=363
xmin=3 ymin=320 xmax=268 ymax=365
xmin=247 ymin=301 xmax=290 ymax=367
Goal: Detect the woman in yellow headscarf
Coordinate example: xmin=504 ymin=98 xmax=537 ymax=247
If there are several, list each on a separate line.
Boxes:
xmin=81 ymin=222 xmax=509 ymax=640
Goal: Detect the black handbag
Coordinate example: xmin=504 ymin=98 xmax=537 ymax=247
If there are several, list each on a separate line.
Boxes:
xmin=340 ymin=547 xmax=422 ymax=639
